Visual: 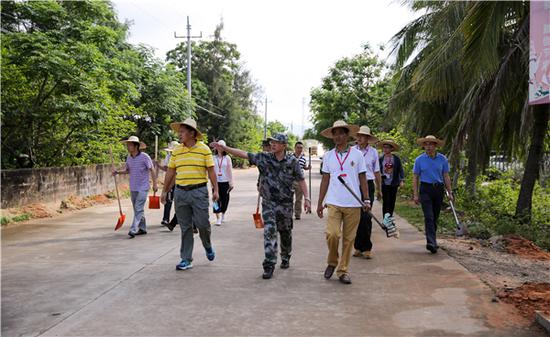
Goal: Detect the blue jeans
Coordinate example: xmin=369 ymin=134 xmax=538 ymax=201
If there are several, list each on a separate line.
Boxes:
xmin=130 ymin=190 xmax=148 ymax=233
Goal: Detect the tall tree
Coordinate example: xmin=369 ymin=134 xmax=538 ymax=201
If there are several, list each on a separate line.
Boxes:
xmin=308 ymin=44 xmax=393 ymax=149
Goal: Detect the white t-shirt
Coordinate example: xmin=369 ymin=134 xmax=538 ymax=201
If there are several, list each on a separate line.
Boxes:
xmin=162 ymin=152 xmax=172 ymax=167
xmin=322 ymin=146 xmax=367 ymax=207
xmin=214 ymin=155 xmax=232 ymax=183
xmin=355 ymin=145 xmax=380 ymax=180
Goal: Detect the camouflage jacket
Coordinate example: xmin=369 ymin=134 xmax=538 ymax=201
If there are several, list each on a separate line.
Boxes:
xmin=248 ymin=152 xmax=304 ymax=203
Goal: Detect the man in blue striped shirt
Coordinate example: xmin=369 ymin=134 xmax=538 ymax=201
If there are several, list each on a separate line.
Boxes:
xmin=292 ymin=141 xmax=311 ymax=220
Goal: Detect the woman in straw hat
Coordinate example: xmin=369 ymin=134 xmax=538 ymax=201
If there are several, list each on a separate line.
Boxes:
xmin=378 ymin=140 xmax=405 ymax=218
xmin=112 ymin=136 xmax=158 ymax=238
xmin=412 ymin=135 xmax=453 ymax=254
xmin=157 ymin=140 xmax=180 ymax=229
xmin=352 ymin=125 xmax=381 ymax=260
xmin=317 ymin=120 xmax=370 ymax=285
xmin=160 ymin=118 xmax=219 ymax=271
xmin=212 ymin=139 xmax=234 ymax=226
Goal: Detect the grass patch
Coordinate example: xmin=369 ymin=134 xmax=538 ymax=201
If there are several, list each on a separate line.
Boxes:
xmin=1 ymin=216 xmax=10 ymax=226
xmin=12 ymin=213 xmax=31 ymax=222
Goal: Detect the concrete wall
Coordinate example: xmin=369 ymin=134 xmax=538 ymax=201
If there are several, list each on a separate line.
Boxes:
xmin=1 ymin=164 xmax=129 ymax=209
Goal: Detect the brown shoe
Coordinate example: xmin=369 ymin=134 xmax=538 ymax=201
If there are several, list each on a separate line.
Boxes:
xmin=362 ymin=251 xmax=372 ymax=259
xmin=324 ymin=265 xmax=335 ymax=279
xmin=339 ymin=274 xmax=352 ymax=284
xmin=353 ymin=250 xmax=362 ymax=257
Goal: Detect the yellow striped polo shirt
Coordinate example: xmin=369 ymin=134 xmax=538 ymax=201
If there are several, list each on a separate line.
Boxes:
xmin=168 ymin=141 xmax=214 ymax=186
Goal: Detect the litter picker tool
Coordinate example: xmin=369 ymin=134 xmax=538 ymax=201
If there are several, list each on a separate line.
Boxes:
xmin=337 ymin=175 xmax=399 ymax=238
xmin=109 ymin=145 xmax=126 ymax=231
xmin=446 ymin=190 xmax=466 ymax=236
xmin=253 ymin=193 xmax=264 ymax=229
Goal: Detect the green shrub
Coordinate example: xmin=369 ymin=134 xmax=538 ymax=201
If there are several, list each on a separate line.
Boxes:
xmin=12 ymin=213 xmax=31 ymax=222
xmin=1 ymin=216 xmax=10 ymax=226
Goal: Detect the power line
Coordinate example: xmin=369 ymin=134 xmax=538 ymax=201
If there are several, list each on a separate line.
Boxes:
xmin=195 ymin=104 xmax=225 ymax=119
xmin=191 ymin=94 xmax=225 ymax=114
xmin=174 ymin=16 xmax=202 ymax=98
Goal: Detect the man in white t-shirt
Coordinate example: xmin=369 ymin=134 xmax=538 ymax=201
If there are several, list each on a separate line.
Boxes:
xmin=317 ymin=120 xmax=370 ymax=284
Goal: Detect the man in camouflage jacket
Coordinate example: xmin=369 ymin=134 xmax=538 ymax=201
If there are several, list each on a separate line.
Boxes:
xmin=210 ymin=133 xmax=311 ymax=279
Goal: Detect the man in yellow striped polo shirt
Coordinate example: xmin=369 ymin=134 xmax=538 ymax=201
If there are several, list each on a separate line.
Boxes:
xmin=161 ymin=118 xmax=219 ymax=271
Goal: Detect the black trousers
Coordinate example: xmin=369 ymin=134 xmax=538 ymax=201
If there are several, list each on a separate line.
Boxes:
xmin=215 ymin=182 xmax=231 ymax=214
xmin=354 ymin=180 xmax=375 ymax=252
xmin=382 ymin=184 xmax=399 ymax=217
xmin=419 ymin=183 xmax=444 ymax=247
xmin=162 ymin=186 xmax=175 ymax=222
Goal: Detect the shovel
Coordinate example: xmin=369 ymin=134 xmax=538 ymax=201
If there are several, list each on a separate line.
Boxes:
xmin=109 ymin=146 xmax=126 ymax=231
xmin=446 ymin=190 xmax=466 ymax=236
xmin=337 ymin=176 xmax=399 ymax=238
xmin=253 ymin=193 xmax=264 ymax=229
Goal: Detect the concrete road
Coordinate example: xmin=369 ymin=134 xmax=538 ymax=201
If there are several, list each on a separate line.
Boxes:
xmin=1 ymin=160 xmax=541 ymax=336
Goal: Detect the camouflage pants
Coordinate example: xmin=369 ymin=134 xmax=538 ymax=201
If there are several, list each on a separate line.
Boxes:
xmin=262 ymin=201 xmax=293 ymax=268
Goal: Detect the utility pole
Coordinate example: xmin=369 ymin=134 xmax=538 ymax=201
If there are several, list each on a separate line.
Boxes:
xmin=301 ymin=97 xmax=305 ymax=137
xmin=264 ymin=96 xmax=268 ymax=139
xmin=174 ymin=16 xmax=202 ymax=98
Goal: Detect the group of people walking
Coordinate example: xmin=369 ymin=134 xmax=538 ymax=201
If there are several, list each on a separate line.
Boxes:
xmin=114 ymin=117 xmax=453 ymax=284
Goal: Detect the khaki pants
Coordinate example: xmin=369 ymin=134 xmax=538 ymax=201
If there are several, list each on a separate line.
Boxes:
xmin=293 ymin=181 xmax=303 ymax=218
xmin=326 ymin=205 xmax=361 ymax=277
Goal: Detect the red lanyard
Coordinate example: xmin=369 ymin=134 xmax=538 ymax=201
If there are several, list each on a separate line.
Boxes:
xmin=335 ymin=148 xmax=351 ymax=176
xmin=217 ymin=156 xmax=224 ymax=176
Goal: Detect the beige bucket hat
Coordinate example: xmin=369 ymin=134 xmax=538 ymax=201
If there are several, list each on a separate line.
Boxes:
xmin=416 ymin=135 xmax=445 ymax=147
xmin=377 ymin=139 xmax=400 ymax=151
xmin=320 ymin=120 xmax=360 ymax=139
xmin=355 ymin=125 xmax=379 ymax=143
xmin=170 ymin=118 xmax=202 ymax=139
xmin=120 ymin=136 xmax=146 ymax=150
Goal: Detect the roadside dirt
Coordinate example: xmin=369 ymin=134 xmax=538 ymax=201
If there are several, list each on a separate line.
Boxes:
xmin=440 ymin=235 xmax=550 ymax=327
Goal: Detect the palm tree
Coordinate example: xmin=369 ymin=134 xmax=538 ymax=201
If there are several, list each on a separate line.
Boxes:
xmin=389 ymin=1 xmax=548 ymax=223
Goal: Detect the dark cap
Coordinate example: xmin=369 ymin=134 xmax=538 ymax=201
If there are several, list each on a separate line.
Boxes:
xmin=270 ymin=133 xmax=288 ymax=144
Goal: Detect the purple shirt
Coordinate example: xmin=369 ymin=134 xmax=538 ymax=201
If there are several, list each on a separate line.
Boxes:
xmin=126 ymin=152 xmax=154 ymax=191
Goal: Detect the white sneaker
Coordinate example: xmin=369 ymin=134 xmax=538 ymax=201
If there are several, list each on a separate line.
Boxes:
xmin=215 ymin=218 xmax=222 ymax=226
xmin=221 ymin=214 xmax=226 ymax=223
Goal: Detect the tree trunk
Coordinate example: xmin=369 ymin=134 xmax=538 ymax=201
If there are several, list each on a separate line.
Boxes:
xmin=515 ymin=104 xmax=549 ymax=223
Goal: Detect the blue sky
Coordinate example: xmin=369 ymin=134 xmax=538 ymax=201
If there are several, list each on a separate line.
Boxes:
xmin=112 ymin=0 xmax=418 ymax=136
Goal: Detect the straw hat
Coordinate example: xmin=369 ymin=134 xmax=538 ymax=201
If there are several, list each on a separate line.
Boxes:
xmin=170 ymin=118 xmax=202 ymax=139
xmin=320 ymin=120 xmax=360 ymax=139
xmin=120 ymin=136 xmax=146 ymax=150
xmin=355 ymin=125 xmax=379 ymax=143
xmin=416 ymin=135 xmax=445 ymax=147
xmin=377 ymin=139 xmax=400 ymax=152
xmin=163 ymin=141 xmax=180 ymax=152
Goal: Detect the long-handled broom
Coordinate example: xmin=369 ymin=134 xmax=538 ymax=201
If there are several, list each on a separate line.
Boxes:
xmin=109 ymin=145 xmax=126 ymax=230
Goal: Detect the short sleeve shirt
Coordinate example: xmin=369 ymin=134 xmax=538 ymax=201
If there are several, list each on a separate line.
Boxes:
xmin=413 ymin=153 xmax=449 ymax=184
xmin=126 ymin=152 xmax=154 ymax=192
xmin=168 ymin=141 xmax=214 ymax=186
xmin=214 ymin=155 xmax=232 ymax=183
xmin=355 ymin=145 xmax=380 ymax=180
xmin=248 ymin=152 xmax=305 ymax=203
xmin=322 ymin=147 xmax=367 ymax=208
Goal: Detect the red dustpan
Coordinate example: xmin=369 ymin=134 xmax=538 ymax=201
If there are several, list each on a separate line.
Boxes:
xmin=109 ymin=146 xmax=126 ymax=231
xmin=253 ymin=193 xmax=264 ymax=229
xmin=149 ymin=192 xmax=160 ymax=209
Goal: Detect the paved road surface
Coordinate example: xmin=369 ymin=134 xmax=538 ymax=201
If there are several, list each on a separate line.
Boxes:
xmin=2 ymin=160 xmax=541 ymax=336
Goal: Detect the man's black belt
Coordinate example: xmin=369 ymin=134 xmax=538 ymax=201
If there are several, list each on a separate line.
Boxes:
xmin=420 ymin=182 xmax=444 ymax=187
xmin=176 ymin=182 xmax=207 ymax=191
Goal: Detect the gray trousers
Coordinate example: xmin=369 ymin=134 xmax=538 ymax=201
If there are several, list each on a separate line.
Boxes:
xmin=174 ymin=186 xmax=212 ymax=262
xmin=130 ymin=190 xmax=148 ymax=233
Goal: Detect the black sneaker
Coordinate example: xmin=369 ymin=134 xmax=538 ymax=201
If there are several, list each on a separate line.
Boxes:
xmin=161 ymin=220 xmax=168 ymax=226
xmin=426 ymin=244 xmax=438 ymax=254
xmin=262 ymin=266 xmax=274 ymax=279
xmin=280 ymin=260 xmax=289 ymax=269
xmin=136 ymin=229 xmax=147 ymax=235
xmin=324 ymin=265 xmax=335 ymax=279
xmin=128 ymin=231 xmax=135 ymax=238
